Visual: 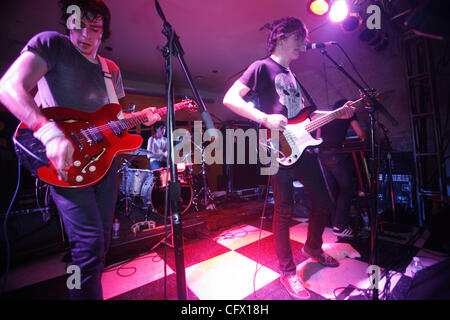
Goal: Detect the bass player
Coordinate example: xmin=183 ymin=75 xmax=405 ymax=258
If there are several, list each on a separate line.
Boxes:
xmin=223 ymin=17 xmax=355 ymax=299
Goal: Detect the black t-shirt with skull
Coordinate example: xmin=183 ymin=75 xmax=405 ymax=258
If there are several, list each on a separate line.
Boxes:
xmin=238 ymin=57 xmax=303 ymax=120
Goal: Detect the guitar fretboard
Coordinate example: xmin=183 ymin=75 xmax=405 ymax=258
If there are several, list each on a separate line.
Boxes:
xmin=114 ymin=102 xmax=188 ymax=131
xmin=305 ymin=97 xmax=364 ymax=133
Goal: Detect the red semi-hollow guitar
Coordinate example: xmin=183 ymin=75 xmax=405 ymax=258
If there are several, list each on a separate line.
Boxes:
xmin=13 ymin=99 xmax=197 ymax=188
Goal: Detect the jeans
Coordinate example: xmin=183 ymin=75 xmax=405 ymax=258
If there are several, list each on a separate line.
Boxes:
xmin=150 ymin=160 xmax=166 ymax=170
xmin=318 ymin=151 xmax=354 ymax=229
xmin=50 ymin=160 xmax=118 ymax=300
xmin=271 ymin=151 xmax=334 ymax=276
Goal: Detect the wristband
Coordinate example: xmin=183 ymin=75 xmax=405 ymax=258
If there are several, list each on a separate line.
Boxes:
xmin=254 ymin=108 xmax=267 ymax=126
xmin=32 ymin=118 xmax=51 ymax=132
xmin=33 ymin=121 xmax=65 ymax=146
xmin=260 ymin=114 xmax=268 ymax=127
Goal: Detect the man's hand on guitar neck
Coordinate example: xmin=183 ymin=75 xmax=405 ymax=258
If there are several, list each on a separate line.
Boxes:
xmin=140 ymin=107 xmax=161 ymax=126
xmin=123 ymin=107 xmax=161 ymax=126
xmin=337 ymin=101 xmax=356 ymax=119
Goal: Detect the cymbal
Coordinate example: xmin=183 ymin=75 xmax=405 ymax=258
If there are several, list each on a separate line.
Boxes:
xmin=123 ymin=148 xmax=154 ymax=156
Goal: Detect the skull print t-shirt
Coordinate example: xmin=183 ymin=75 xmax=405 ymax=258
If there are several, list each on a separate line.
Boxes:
xmin=238 ymin=57 xmax=303 ymax=119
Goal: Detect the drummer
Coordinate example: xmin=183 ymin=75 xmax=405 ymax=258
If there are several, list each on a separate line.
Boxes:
xmin=146 ymin=121 xmax=167 ymax=170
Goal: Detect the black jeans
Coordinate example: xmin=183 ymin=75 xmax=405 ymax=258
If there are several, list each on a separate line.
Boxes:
xmin=318 ymin=151 xmax=354 ymax=229
xmin=271 ymin=151 xmax=334 ymax=276
xmin=150 ymin=160 xmax=166 ymax=170
xmin=50 ymin=160 xmax=118 ymax=300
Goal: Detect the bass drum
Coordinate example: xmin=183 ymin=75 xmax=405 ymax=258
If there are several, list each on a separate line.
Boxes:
xmin=139 ymin=174 xmax=155 ymax=209
xmin=141 ymin=184 xmax=193 ymax=217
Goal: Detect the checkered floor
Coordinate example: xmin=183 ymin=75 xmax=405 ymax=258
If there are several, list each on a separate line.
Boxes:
xmin=3 ymin=215 xmax=448 ymax=300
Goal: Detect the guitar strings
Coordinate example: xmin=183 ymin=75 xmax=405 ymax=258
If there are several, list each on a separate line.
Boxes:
xmin=71 ymin=102 xmax=192 ymax=144
xmin=305 ymin=96 xmax=364 ymax=132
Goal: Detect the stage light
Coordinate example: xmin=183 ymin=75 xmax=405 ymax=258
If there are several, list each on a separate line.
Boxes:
xmin=340 ymin=13 xmax=362 ymax=33
xmin=359 ymin=28 xmax=389 ymax=51
xmin=329 ymin=0 xmax=349 ymax=23
xmin=308 ymin=0 xmax=329 ymax=16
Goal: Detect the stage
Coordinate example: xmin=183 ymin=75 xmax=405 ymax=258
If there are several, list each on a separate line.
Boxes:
xmin=1 ymin=197 xmax=449 ymax=301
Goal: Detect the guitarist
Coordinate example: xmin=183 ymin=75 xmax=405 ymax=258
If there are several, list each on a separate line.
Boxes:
xmin=0 ymin=0 xmax=160 ymax=299
xmin=223 ymin=17 xmax=355 ymax=300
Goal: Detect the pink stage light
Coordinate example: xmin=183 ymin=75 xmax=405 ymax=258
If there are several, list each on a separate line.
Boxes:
xmin=329 ymin=0 xmax=349 ymax=23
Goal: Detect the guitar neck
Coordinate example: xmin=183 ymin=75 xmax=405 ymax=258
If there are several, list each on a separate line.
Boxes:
xmin=305 ymin=97 xmax=364 ymax=133
xmin=117 ymin=102 xmax=185 ymax=130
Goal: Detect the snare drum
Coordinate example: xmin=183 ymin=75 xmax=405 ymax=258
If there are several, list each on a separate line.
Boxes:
xmin=120 ymin=169 xmax=152 ymax=196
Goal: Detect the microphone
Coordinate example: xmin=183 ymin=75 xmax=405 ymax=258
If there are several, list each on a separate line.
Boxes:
xmin=300 ymin=41 xmax=337 ymax=51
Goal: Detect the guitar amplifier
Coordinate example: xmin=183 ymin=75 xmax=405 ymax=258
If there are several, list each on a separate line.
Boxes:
xmin=13 ymin=128 xmax=49 ymax=178
xmin=378 ymin=174 xmax=414 ymax=209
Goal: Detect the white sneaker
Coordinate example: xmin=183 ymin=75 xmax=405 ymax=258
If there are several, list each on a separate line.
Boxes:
xmin=333 ymin=226 xmax=355 ymax=238
xmin=280 ymin=274 xmax=311 ymax=300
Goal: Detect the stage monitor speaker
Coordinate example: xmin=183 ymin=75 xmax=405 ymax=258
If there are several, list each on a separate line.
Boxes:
xmin=405 ymin=258 xmax=450 ymax=299
xmin=1 ymin=208 xmax=64 ymax=268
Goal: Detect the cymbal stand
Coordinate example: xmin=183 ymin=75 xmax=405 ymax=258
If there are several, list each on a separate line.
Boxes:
xmin=117 ymin=159 xmax=136 ymax=223
xmin=191 ymin=141 xmax=216 ymax=211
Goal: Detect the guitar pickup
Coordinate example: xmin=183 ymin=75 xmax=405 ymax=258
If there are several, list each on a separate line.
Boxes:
xmin=86 ymin=126 xmax=104 ymax=143
xmin=80 ymin=126 xmax=104 ymax=146
xmin=70 ymin=132 xmax=83 ymax=150
xmin=107 ymin=121 xmax=124 ymax=136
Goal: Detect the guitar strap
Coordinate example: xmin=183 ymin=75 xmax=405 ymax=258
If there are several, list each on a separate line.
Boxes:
xmin=293 ymin=76 xmax=335 ymax=202
xmin=98 ymin=55 xmax=119 ymax=104
xmin=293 ymin=75 xmax=318 ymax=110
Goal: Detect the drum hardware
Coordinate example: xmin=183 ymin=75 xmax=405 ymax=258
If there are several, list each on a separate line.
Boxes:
xmin=117 ymin=159 xmax=135 ymax=221
xmin=190 ymin=141 xmax=216 ymax=212
xmin=118 ymin=159 xmax=155 ymax=222
xmin=118 ymin=161 xmax=195 ymax=221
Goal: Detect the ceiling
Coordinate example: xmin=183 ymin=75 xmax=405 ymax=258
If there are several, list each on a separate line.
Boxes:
xmin=2 ymin=0 xmax=413 ymax=100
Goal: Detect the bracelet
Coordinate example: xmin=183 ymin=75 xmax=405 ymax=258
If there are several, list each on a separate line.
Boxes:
xmin=260 ymin=114 xmax=268 ymax=127
xmin=254 ymin=109 xmax=267 ymax=126
xmin=33 ymin=121 xmax=65 ymax=146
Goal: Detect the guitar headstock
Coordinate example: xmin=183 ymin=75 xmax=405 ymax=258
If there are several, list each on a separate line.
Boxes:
xmin=359 ymin=88 xmax=381 ymax=105
xmin=180 ymin=99 xmax=199 ymax=113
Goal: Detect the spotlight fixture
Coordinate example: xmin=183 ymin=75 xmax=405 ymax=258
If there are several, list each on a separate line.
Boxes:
xmin=307 ymin=0 xmax=330 ymax=16
xmin=329 ymin=0 xmax=349 ymax=23
xmin=359 ymin=28 xmax=389 ymax=51
xmin=340 ymin=13 xmax=362 ymax=33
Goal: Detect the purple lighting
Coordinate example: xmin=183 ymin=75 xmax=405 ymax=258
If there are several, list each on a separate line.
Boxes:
xmin=329 ymin=0 xmax=349 ymax=23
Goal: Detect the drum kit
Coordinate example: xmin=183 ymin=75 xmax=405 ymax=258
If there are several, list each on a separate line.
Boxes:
xmin=117 ymin=145 xmax=216 ymax=222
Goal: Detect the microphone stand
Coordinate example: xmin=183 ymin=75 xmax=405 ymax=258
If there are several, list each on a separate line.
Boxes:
xmin=319 ymin=48 xmax=398 ymax=300
xmin=154 ymin=0 xmax=216 ymax=300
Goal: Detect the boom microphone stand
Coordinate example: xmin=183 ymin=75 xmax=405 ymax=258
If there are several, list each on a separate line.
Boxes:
xmin=318 ymin=47 xmax=398 ymax=300
xmin=154 ymin=0 xmax=216 ymax=300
